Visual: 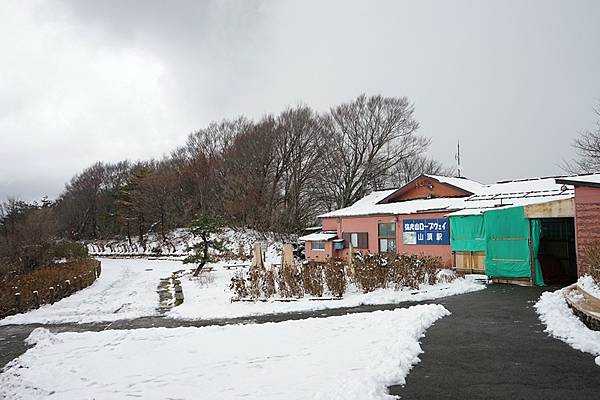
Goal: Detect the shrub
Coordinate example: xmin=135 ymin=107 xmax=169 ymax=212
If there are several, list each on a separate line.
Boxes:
xmin=323 ymin=258 xmax=346 ymax=297
xmin=277 ymin=262 xmax=303 ymax=298
xmin=229 ymin=252 xmax=444 ymax=300
xmin=49 ymin=241 xmax=89 ymax=261
xmin=301 ymin=263 xmax=324 ymax=297
xmin=248 ymin=263 xmax=266 ymax=299
xmin=353 ymin=253 xmax=389 ymax=292
xmin=584 ymin=240 xmax=600 ymax=284
xmin=229 ymin=270 xmax=249 ymax=299
xmin=263 ymin=267 xmax=277 ymax=298
xmin=0 ymin=258 xmax=99 ymax=318
xmin=353 ymin=252 xmax=443 ymax=292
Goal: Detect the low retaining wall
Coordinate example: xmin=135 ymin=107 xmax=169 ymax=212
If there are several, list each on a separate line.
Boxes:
xmin=88 ymin=252 xmax=187 ymax=259
xmin=0 ymin=259 xmax=102 ymax=319
xmin=570 ymin=304 xmax=600 ymax=331
xmin=564 ymin=283 xmax=600 ymax=332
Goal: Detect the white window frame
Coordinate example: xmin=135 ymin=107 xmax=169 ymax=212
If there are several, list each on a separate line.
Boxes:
xmin=350 ymin=233 xmax=359 ymax=248
xmin=379 ymin=238 xmax=397 ymax=253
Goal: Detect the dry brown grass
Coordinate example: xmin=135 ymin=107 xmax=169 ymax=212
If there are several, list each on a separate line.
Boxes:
xmin=0 ymin=258 xmax=100 ymax=318
xmin=584 ymin=240 xmax=600 ymax=284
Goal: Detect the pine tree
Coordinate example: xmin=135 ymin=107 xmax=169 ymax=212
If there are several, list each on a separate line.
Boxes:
xmin=183 ymin=213 xmax=224 ymax=276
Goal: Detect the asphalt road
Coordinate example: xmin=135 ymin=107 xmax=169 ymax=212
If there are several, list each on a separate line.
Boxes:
xmin=1 ymin=284 xmax=599 ymax=399
xmin=389 ymin=284 xmax=600 ymax=399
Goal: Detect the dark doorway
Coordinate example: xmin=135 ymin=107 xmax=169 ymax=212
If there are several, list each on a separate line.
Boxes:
xmin=537 ymin=218 xmax=577 ymax=284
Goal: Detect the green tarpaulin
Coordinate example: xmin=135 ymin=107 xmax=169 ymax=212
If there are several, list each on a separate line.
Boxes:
xmin=450 ymin=214 xmax=486 ymax=252
xmin=449 ymin=206 xmax=545 ymax=286
xmin=483 ymin=206 xmax=545 ymax=286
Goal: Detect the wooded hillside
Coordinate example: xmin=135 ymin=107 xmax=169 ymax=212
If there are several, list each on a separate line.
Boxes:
xmin=1 ymin=94 xmax=453 ymax=275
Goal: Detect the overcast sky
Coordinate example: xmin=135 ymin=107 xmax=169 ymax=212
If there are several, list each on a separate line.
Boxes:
xmin=1 ymin=0 xmax=600 ymax=201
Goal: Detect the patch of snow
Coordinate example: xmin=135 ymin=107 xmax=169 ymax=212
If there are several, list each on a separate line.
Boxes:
xmin=556 ymin=173 xmax=600 ymax=186
xmin=463 ymin=274 xmax=489 ymax=283
xmin=0 ymin=258 xmax=187 ymax=325
xmin=577 ymin=275 xmax=600 ymax=298
xmin=86 ymin=228 xmax=285 ymax=261
xmin=298 ymin=232 xmax=337 ymax=241
xmin=0 ymin=305 xmax=449 ymax=400
xmin=534 ymin=289 xmax=600 ymax=366
xmin=168 ymin=263 xmax=484 ymax=320
xmin=24 ymin=328 xmax=62 ymax=347
xmin=424 ymin=174 xmax=483 ymax=194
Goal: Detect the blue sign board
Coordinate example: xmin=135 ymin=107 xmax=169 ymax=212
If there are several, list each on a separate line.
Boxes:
xmin=402 ymin=218 xmax=450 ymax=245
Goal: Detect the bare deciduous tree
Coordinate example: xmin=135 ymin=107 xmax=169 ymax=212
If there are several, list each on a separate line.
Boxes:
xmin=564 ymin=104 xmax=600 ymax=174
xmin=5 ymin=95 xmax=450 ymax=249
xmin=393 ymin=155 xmax=456 ymax=187
xmin=319 ymin=94 xmax=426 ymax=209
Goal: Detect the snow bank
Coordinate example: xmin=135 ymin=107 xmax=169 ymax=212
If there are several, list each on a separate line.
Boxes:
xmin=535 ymin=289 xmax=600 ymax=366
xmin=168 ymin=264 xmax=484 ymax=320
xmin=577 ymin=275 xmax=600 ymax=298
xmin=0 ymin=304 xmax=449 ymax=400
xmin=0 ymin=258 xmax=186 ymax=325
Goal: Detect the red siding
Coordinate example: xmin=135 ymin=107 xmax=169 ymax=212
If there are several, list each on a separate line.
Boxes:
xmin=574 ymin=186 xmax=600 ymax=276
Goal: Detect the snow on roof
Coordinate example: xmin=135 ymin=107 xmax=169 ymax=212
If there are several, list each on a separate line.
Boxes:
xmin=319 ymin=175 xmax=574 ymax=219
xmin=319 ymin=197 xmax=469 ymax=218
xmin=556 ymin=173 xmax=600 ymax=186
xmin=448 ymin=176 xmax=574 ymax=216
xmin=448 ymin=193 xmax=574 ymax=216
xmin=298 ymin=232 xmax=337 ymax=241
xmin=423 ymin=174 xmax=484 ymax=194
xmin=353 ymin=189 xmax=398 ymax=207
xmin=470 ymin=176 xmax=572 ymax=198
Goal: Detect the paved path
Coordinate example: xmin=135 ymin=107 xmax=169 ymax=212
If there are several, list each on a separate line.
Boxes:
xmin=389 ymin=284 xmax=600 ymax=399
xmin=2 ymin=284 xmax=599 ymax=400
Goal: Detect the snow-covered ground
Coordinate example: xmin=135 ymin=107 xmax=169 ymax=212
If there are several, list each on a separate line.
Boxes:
xmin=0 ymin=304 xmax=449 ymax=400
xmin=535 ymin=286 xmax=600 ymax=367
xmin=0 ymin=257 xmax=484 ymax=325
xmin=169 ymin=262 xmax=484 ymax=320
xmin=86 ymin=227 xmax=285 ymax=261
xmin=0 ymin=258 xmax=186 ymax=325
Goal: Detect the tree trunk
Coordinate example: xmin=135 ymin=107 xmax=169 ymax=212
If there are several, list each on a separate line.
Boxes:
xmin=193 ymin=234 xmax=210 ymax=277
xmin=126 ymin=221 xmax=132 ymax=246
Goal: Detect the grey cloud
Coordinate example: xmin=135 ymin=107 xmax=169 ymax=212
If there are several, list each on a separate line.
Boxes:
xmin=1 ymin=0 xmax=600 ymax=201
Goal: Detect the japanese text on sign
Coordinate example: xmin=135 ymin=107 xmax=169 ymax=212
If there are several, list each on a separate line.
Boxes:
xmin=402 ymin=218 xmax=450 ymax=245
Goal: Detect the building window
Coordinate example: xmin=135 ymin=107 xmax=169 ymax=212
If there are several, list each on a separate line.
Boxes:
xmin=342 ymin=232 xmax=368 ymax=249
xmin=351 ymin=233 xmax=359 ymax=247
xmin=312 ymin=241 xmax=325 ymax=251
xmin=379 ymin=238 xmax=397 ymax=253
xmin=378 ymin=223 xmax=396 ymax=253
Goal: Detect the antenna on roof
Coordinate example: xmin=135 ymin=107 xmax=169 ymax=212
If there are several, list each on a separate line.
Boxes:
xmin=455 ymin=140 xmax=462 ymax=178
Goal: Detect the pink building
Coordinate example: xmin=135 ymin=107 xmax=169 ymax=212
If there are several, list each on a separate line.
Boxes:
xmin=556 ymin=175 xmax=600 ymax=277
xmin=300 ymin=174 xmax=483 ymax=266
